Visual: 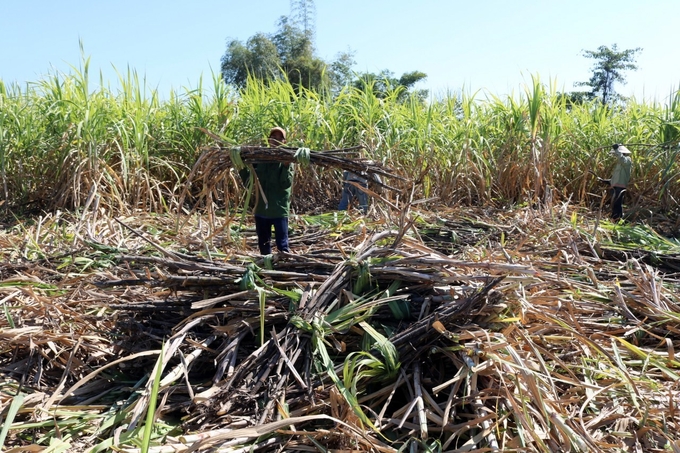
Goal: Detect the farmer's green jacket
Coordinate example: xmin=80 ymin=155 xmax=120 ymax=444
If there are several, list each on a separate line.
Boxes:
xmin=239 ymin=162 xmax=294 ymax=218
xmin=611 ymin=154 xmax=632 ymax=188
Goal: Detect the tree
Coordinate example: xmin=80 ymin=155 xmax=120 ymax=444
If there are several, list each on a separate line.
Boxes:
xmin=574 ymin=44 xmax=642 ymax=105
xmin=220 ymin=0 xmax=428 ymax=97
xmin=221 ymin=0 xmax=328 ymax=92
xmin=221 ymin=8 xmax=336 ymax=93
xmin=220 ymin=19 xmax=328 ymax=92
xmin=555 ymin=91 xmax=590 ymax=111
xmin=271 ymin=16 xmax=326 ymax=92
xmin=220 ymin=34 xmax=280 ymax=88
xmin=289 ymin=0 xmax=315 ymax=39
xmin=353 ymin=69 xmax=428 ymax=101
xmin=329 ymin=50 xmax=356 ymax=93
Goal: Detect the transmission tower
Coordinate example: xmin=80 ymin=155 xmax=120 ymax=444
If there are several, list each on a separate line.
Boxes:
xmin=290 ymin=0 xmax=316 ymax=40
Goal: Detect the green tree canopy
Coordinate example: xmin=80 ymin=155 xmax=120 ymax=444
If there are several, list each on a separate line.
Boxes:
xmin=221 ymin=16 xmax=329 ymax=92
xmin=353 ymin=69 xmax=428 ymax=101
xmin=220 ymin=33 xmax=280 ymax=87
xmin=574 ymin=44 xmax=642 ymax=105
xmin=329 ymin=50 xmax=356 ymax=92
xmin=220 ymin=1 xmax=427 ymax=98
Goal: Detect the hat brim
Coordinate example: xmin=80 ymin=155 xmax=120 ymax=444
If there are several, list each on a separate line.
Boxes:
xmin=269 ymin=127 xmax=286 ymax=139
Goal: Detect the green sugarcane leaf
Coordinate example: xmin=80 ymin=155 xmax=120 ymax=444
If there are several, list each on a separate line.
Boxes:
xmin=141 ymin=343 xmax=165 ymax=453
xmin=0 ymin=392 xmax=25 ymax=448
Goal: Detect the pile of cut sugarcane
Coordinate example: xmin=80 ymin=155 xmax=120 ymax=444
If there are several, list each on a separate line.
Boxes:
xmin=1 ymin=207 xmax=680 ymax=452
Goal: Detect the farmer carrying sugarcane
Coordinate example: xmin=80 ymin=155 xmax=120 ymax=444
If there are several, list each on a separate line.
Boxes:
xmin=594 ymin=144 xmax=632 ymax=220
xmin=238 ymin=127 xmax=295 ymax=255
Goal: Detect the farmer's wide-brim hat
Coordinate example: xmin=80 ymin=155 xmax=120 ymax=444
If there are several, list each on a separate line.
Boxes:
xmin=611 ymin=143 xmax=631 ymax=154
xmin=269 ymin=127 xmax=286 ymax=140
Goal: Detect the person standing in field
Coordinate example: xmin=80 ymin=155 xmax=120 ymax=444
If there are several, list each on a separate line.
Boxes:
xmin=239 ymin=127 xmax=294 ymax=254
xmin=338 ymin=165 xmax=382 ymax=214
xmin=607 ymin=143 xmax=632 ymax=220
xmin=338 ymin=170 xmax=370 ymax=213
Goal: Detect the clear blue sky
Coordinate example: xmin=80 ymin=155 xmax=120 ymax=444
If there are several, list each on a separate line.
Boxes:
xmin=2 ymin=1 xmax=678 ymax=102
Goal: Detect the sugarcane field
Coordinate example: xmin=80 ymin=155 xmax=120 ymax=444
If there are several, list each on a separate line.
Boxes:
xmin=1 ymin=73 xmax=680 ymax=453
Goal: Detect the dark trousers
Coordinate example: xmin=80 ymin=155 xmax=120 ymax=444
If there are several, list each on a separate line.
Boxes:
xmin=338 ymin=182 xmax=369 ymax=213
xmin=254 ymin=216 xmax=290 ymax=255
xmin=611 ymin=187 xmax=625 ymax=220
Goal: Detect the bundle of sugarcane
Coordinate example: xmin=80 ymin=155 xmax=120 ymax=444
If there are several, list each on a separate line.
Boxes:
xmin=179 ymin=147 xmax=402 ymax=219
xmin=195 ymin=128 xmax=407 ymax=190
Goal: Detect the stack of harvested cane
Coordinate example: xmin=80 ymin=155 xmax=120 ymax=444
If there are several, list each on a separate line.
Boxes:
xmin=185 ymin=129 xmax=407 ymax=196
xmin=190 ymin=146 xmax=404 ymax=191
xmin=233 ymin=145 xmax=399 ymax=184
xmin=90 ymin=223 xmax=507 ymax=451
